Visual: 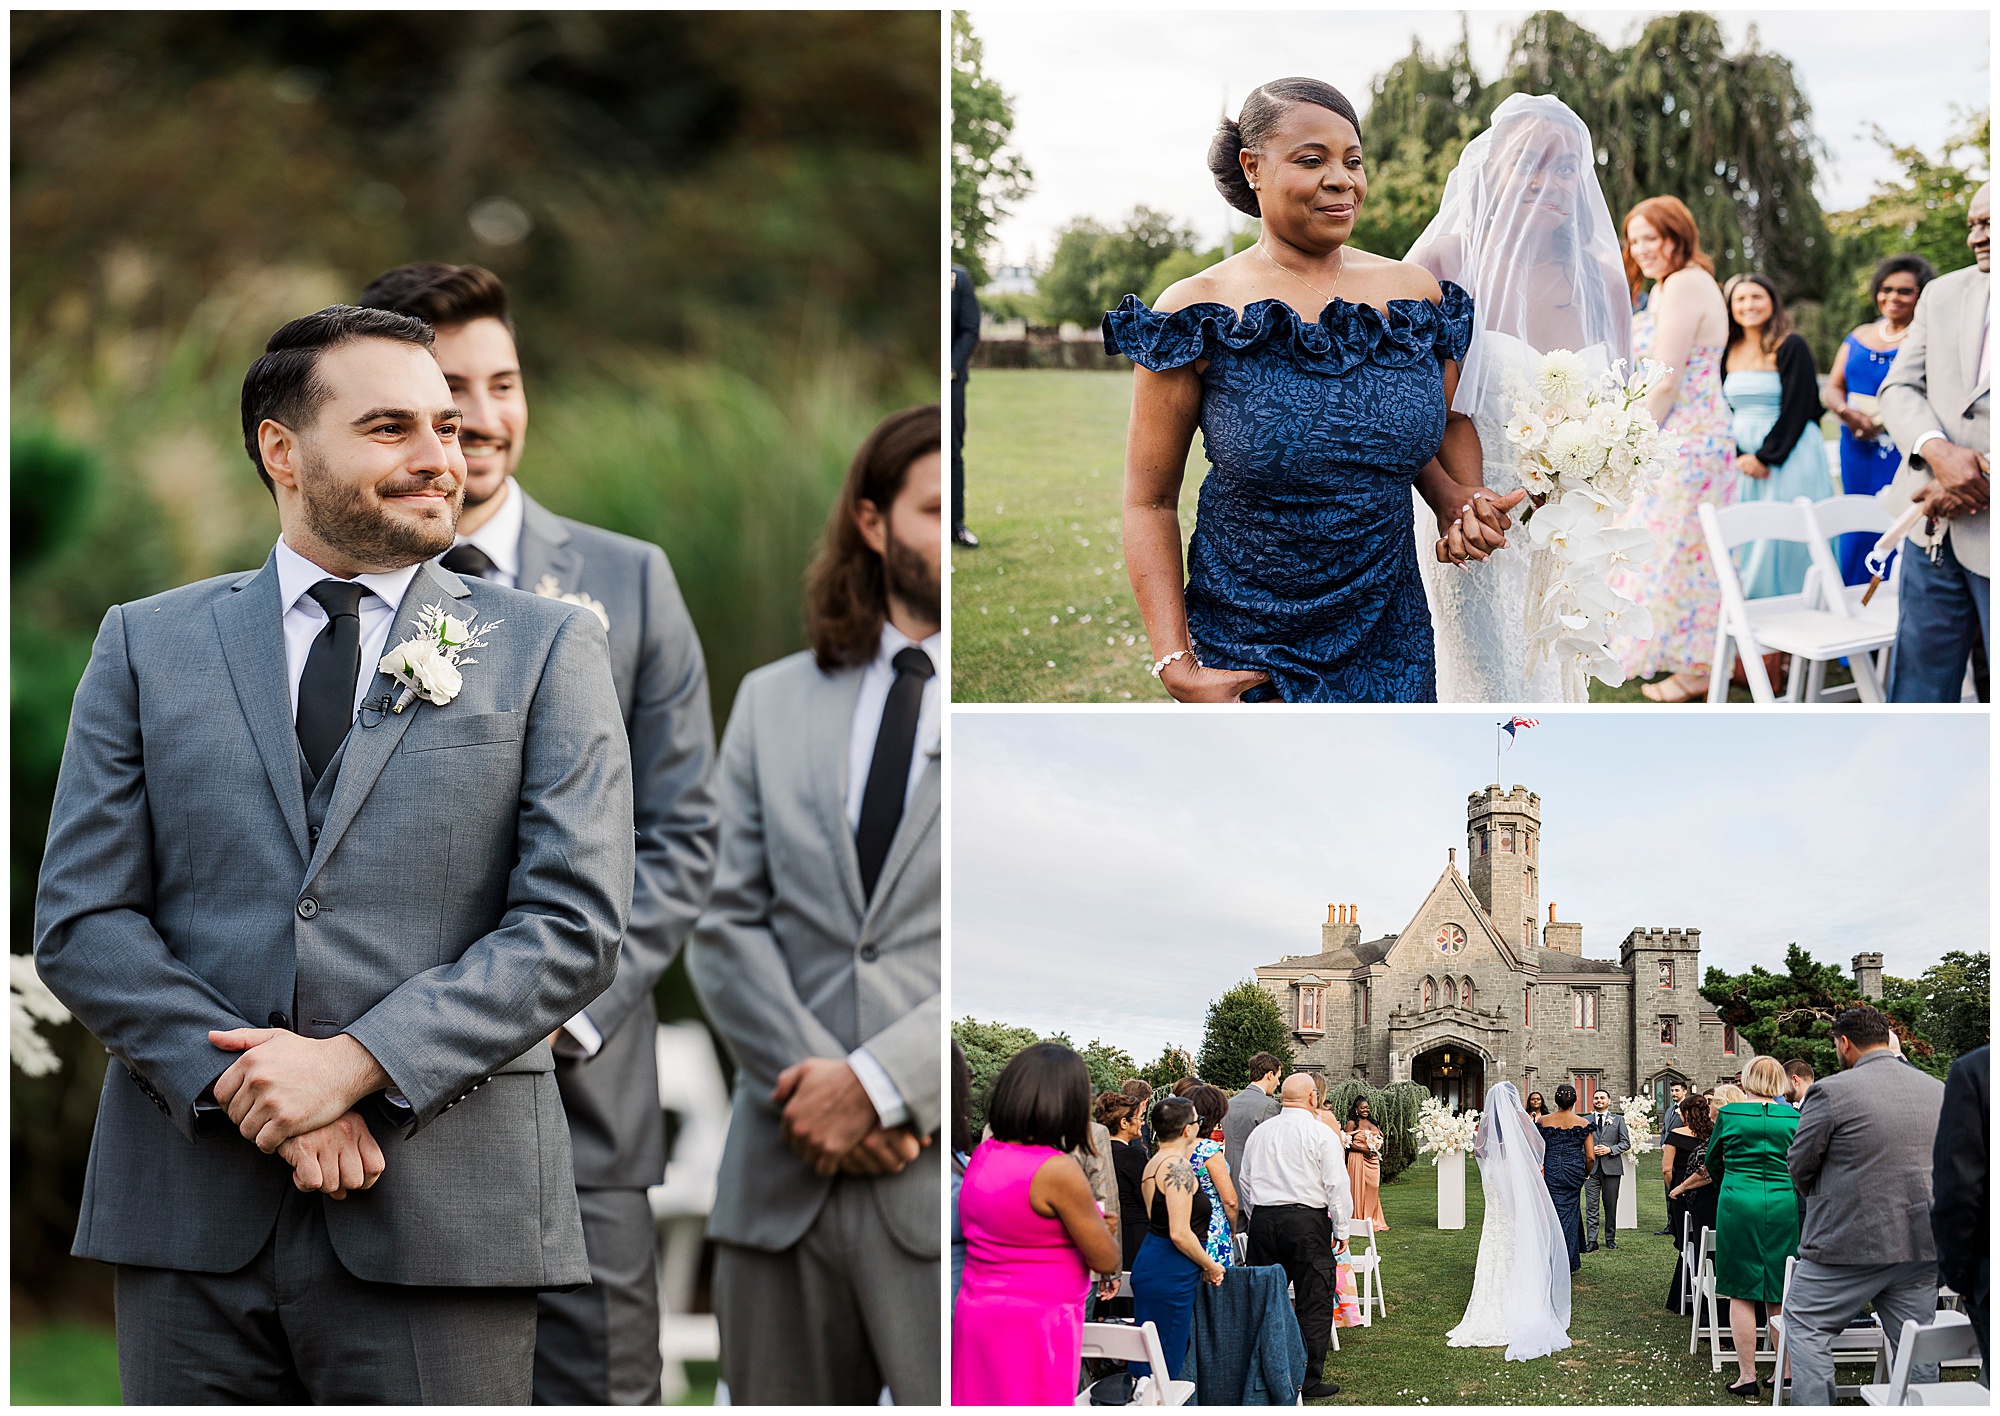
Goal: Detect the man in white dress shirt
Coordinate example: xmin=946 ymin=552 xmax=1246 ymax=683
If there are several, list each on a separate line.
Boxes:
xmin=688 ymin=405 xmax=941 ymax=1403
xmin=1237 ymin=1073 xmax=1351 ymax=1400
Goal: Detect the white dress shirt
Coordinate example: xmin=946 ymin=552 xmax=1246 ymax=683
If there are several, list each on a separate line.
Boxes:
xmin=450 ymin=476 xmax=525 ymax=587
xmin=837 ymin=621 xmax=940 ymax=1130
xmin=1237 ymin=1106 xmax=1353 ymax=1239
xmin=274 ymin=538 xmax=420 ymax=722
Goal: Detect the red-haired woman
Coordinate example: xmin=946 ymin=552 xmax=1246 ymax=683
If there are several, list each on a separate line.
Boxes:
xmin=1604 ymin=196 xmax=1735 ymax=702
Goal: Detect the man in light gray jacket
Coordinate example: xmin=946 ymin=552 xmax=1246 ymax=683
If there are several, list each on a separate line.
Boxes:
xmin=360 ymin=263 xmax=719 ymax=1406
xmin=1583 ymin=1090 xmax=1631 ymax=1251
xmin=1221 ymin=1052 xmax=1284 ymax=1219
xmin=1878 ymin=182 xmax=1991 ymax=701
xmin=688 ymin=405 xmax=941 ymax=1404
xmin=1785 ymin=1007 xmax=1949 ymax=1405
xmin=33 ymin=306 xmax=634 ymax=1403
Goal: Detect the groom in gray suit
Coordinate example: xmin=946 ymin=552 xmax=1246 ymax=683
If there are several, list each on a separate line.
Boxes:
xmin=689 ymin=405 xmax=941 ymax=1405
xmin=33 ymin=305 xmax=635 ymax=1404
xmin=1880 ymin=181 xmax=1991 ymax=700
xmin=360 ymin=263 xmax=719 ymax=1406
xmin=1582 ymin=1090 xmax=1630 ymax=1251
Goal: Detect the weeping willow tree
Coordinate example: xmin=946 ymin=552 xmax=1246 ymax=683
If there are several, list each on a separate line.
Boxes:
xmin=1321 ymin=1079 xmax=1428 ymax=1184
xmin=1358 ymin=11 xmax=1834 ymax=306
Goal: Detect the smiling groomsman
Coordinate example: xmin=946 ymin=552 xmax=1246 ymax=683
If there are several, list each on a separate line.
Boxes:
xmin=360 ymin=264 xmax=719 ymax=1406
xmin=34 ymin=306 xmax=634 ymax=1403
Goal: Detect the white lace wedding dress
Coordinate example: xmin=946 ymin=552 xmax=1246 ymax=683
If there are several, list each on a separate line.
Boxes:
xmin=1447 ymin=1083 xmax=1572 ymax=1362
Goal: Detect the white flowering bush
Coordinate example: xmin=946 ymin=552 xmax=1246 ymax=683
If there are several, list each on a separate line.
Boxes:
xmin=1503 ymin=352 xmax=1677 ymax=691
xmin=1414 ymin=1095 xmax=1480 ymax=1164
xmin=1618 ymin=1094 xmax=1658 ymax=1155
xmin=11 ymin=954 xmax=69 ymax=1077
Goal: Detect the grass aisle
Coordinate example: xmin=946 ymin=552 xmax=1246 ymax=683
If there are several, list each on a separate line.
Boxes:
xmin=1325 ymin=1159 xmax=1725 ymax=1406
xmin=951 ymin=370 xmax=1766 ymax=703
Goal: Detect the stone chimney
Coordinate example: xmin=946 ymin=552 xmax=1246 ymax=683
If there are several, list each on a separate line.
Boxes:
xmin=1852 ymin=952 xmax=1884 ymax=1001
xmin=1321 ymin=903 xmax=1360 ymax=953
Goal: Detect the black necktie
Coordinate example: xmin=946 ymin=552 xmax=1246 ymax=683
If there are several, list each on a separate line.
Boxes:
xmin=441 ymin=543 xmax=497 ymax=581
xmin=855 ymin=647 xmax=934 ymax=899
xmin=296 ymin=579 xmax=367 ymax=779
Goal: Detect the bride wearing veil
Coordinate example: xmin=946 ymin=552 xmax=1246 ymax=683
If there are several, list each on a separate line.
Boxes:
xmin=1406 ymin=94 xmax=1633 ymax=701
xmin=1447 ymin=1081 xmax=1573 ymax=1361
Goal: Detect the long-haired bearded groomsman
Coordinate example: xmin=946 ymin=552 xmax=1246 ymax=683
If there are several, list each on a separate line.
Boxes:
xmin=689 ymin=406 xmax=942 ymax=1404
xmin=360 ymin=265 xmax=719 ymax=1405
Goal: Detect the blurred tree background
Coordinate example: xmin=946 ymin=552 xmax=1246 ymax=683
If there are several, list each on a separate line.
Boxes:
xmin=12 ymin=9 xmax=938 ymax=1340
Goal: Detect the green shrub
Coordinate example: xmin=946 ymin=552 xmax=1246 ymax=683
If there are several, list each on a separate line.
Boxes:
xmin=1322 ymin=1078 xmax=1429 ymax=1183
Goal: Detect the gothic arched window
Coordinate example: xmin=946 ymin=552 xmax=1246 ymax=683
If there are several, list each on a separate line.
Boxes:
xmin=1422 ymin=977 xmax=1435 ymax=1010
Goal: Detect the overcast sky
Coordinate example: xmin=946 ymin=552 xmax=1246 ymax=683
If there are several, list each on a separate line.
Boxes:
xmin=966 ymin=6 xmax=1993 ymax=267
xmin=950 ymin=711 xmax=1990 ymax=1062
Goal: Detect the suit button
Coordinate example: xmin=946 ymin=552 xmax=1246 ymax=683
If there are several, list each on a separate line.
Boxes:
xmin=308 ymin=825 xmax=320 ymax=843
xmin=859 ymin=943 xmax=879 ymax=962
xmin=297 ymin=897 xmax=319 ymax=919
xmin=268 ymin=1012 xmax=290 ymax=1030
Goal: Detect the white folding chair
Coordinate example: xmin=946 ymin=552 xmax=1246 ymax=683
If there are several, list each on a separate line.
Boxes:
xmin=1857 ymin=1312 xmax=1987 ymax=1406
xmin=1700 ymin=498 xmax=1896 ymax=702
xmin=1676 ymin=1210 xmax=1697 ymax=1316
xmin=647 ymin=1021 xmax=731 ymax=1400
xmin=1345 ymin=1218 xmax=1385 ymax=1326
xmin=1799 ymin=494 xmax=1903 ymax=697
xmin=1075 ymin=1321 xmax=1195 ymax=1407
xmin=1690 ymin=1226 xmax=1718 ymax=1356
xmin=1771 ymin=1254 xmax=1890 ymax=1405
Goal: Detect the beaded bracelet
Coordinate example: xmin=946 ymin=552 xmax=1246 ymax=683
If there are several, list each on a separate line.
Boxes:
xmin=1150 ymin=648 xmax=1199 ymax=678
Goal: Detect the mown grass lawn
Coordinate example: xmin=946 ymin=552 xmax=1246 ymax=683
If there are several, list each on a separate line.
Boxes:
xmin=951 ymin=370 xmax=1797 ymax=704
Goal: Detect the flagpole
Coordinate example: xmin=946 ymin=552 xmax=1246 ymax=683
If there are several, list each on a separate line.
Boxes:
xmin=1495 ymin=724 xmax=1502 ymax=787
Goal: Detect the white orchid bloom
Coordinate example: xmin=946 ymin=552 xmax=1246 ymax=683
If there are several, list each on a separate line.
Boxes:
xmin=1592 ymin=526 xmax=1655 ymax=569
xmin=1527 ymin=498 xmax=1606 ymax=555
xmin=1601 ymin=594 xmax=1655 ymax=642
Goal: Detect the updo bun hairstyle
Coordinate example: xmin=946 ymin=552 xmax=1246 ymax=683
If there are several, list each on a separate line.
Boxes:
xmin=1207 ymin=77 xmax=1364 ymax=219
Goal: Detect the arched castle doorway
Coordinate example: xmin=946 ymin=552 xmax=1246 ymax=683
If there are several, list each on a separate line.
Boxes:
xmin=1412 ymin=1043 xmax=1485 ymax=1113
xmin=1651 ymin=1069 xmax=1690 ymax=1117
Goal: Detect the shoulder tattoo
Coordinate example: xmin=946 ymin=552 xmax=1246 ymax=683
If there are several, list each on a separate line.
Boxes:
xmin=1161 ymin=1158 xmax=1199 ymax=1195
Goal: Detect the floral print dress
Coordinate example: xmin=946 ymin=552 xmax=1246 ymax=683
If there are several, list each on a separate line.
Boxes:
xmin=1606 ymin=307 xmax=1737 ymax=678
xmin=1191 ymin=1137 xmax=1233 ymax=1267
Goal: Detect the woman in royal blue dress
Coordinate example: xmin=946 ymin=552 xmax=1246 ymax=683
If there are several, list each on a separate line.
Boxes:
xmin=1104 ymin=77 xmax=1520 ymax=703
xmin=1822 ymin=254 xmax=1935 ymax=584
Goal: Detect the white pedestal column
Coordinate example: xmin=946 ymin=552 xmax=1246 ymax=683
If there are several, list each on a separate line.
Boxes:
xmin=1437 ymin=1149 xmax=1467 ymax=1229
xmin=1617 ymin=1162 xmax=1639 ymax=1232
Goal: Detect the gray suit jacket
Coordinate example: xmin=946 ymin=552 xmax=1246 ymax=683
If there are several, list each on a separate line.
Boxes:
xmin=1589 ymin=1111 xmax=1631 ymax=1176
xmin=33 ymin=556 xmax=633 ymax=1286
xmin=516 ymin=490 xmax=718 ymax=1191
xmin=687 ymin=650 xmax=939 ymax=1259
xmin=1222 ymin=1085 xmax=1280 ymax=1191
xmin=1879 ymin=263 xmax=1991 ymax=576
xmin=1789 ymin=1049 xmax=1947 ymax=1266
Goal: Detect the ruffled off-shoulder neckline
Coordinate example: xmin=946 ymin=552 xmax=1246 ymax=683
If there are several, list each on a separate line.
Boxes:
xmin=1102 ymin=280 xmax=1474 ymax=376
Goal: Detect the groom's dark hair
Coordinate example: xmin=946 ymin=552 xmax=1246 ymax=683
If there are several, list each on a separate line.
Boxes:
xmin=358 ymin=262 xmax=515 ymax=335
xmin=240 ymin=304 xmax=434 ymax=494
xmin=805 ymin=402 xmax=941 ymax=669
xmin=1210 ymin=78 xmax=1362 ymax=218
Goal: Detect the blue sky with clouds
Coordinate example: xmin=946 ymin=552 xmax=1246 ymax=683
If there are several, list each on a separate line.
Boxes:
xmin=968 ymin=7 xmax=1992 ymax=266
xmin=950 ymin=710 xmax=1990 ymax=1061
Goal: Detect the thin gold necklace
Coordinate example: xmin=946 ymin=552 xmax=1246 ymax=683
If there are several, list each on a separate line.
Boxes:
xmin=1255 ymin=239 xmax=1344 ymax=307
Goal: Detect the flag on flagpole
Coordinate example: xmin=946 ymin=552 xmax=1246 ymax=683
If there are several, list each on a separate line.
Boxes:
xmin=1499 ymin=716 xmax=1540 ymax=744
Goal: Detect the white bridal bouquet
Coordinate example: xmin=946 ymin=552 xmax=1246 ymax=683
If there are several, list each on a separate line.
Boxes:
xmin=1617 ymin=1094 xmax=1658 ymax=1155
xmin=1415 ymin=1095 xmax=1480 ymax=1164
xmin=1502 ymin=350 xmax=1675 ymax=691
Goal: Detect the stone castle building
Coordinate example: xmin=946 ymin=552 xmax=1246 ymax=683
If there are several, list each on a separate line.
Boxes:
xmin=1255 ymin=783 xmax=1886 ymax=1114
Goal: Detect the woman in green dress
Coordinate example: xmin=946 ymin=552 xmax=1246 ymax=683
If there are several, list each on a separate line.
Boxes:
xmin=1706 ymin=1056 xmax=1801 ymax=1397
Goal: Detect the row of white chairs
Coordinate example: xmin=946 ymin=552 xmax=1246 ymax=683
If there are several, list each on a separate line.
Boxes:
xmin=1699 ymin=492 xmax=1903 ymax=703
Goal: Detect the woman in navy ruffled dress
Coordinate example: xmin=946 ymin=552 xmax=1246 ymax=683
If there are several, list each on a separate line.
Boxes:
xmin=1104 ymin=77 xmax=1522 ymax=703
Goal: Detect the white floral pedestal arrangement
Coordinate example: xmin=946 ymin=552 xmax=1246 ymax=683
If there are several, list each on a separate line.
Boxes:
xmin=1616 ymin=1094 xmax=1657 ymax=1234
xmin=1437 ymin=1147 xmax=1467 ymax=1230
xmin=1415 ymin=1096 xmax=1478 ymax=1231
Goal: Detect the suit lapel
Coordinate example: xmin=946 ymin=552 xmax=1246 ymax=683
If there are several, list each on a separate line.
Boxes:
xmin=811 ymin=664 xmax=869 ymax=922
xmin=864 ymin=750 xmax=939 ymax=923
xmin=1964 ymin=271 xmax=1990 ymax=409
xmin=516 ymin=490 xmax=584 ymax=599
xmin=213 ymin=554 xmax=311 ymax=862
xmin=302 ymin=561 xmax=470 ymax=879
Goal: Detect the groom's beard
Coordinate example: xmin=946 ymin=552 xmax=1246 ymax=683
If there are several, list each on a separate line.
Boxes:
xmin=883 ymin=526 xmax=940 ymax=627
xmin=298 ymin=449 xmax=461 ymax=568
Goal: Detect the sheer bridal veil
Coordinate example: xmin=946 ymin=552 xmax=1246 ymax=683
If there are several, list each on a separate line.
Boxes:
xmin=1406 ymin=92 xmax=1631 ymax=422
xmin=1477 ymin=1081 xmax=1573 ymax=1360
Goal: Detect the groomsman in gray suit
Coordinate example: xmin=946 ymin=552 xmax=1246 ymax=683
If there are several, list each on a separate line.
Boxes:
xmin=689 ymin=405 xmax=941 ymax=1405
xmin=1582 ymin=1090 xmax=1630 ymax=1251
xmin=359 ymin=264 xmax=719 ymax=1406
xmin=1880 ymin=181 xmax=1991 ymax=700
xmin=33 ymin=305 xmax=635 ymax=1403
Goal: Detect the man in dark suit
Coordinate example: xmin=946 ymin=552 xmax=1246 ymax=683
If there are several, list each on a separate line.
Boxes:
xmin=34 ymin=306 xmax=634 ymax=1402
xmin=950 ymin=263 xmax=980 ymax=548
xmin=1931 ymin=1045 xmax=1987 ymax=1373
xmin=359 ymin=265 xmax=719 ymax=1405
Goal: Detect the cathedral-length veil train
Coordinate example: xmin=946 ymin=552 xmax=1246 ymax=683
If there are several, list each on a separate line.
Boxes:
xmin=1405 ymin=93 xmax=1633 ymax=702
xmin=1447 ymin=1082 xmax=1573 ymax=1361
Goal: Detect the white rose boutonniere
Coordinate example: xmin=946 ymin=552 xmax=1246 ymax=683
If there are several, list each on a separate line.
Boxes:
xmin=531 ymin=574 xmax=610 ymax=631
xmin=379 ymin=603 xmax=502 ymax=713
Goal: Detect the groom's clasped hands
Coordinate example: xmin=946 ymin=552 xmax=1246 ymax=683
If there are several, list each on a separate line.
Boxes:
xmin=772 ymin=1056 xmax=929 ymax=1178
xmin=209 ymin=1026 xmax=392 ymax=1199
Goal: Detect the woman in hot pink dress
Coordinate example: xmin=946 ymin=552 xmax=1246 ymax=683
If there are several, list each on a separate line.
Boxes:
xmin=953 ymin=1044 xmax=1123 ymax=1406
xmin=1606 ymin=196 xmax=1737 ymax=699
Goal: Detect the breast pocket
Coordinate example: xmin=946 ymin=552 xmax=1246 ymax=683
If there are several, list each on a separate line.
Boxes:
xmin=399 ymin=710 xmax=524 ymax=754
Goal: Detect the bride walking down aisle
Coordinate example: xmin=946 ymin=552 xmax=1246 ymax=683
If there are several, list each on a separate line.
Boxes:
xmin=1447 ymin=1083 xmax=1573 ymax=1362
